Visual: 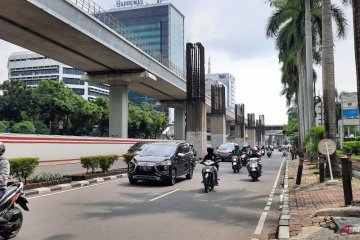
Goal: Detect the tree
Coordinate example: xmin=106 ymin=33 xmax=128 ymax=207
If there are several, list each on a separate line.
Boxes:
xmin=11 ymin=121 xmax=36 ymax=134
xmin=0 ymin=80 xmax=33 ymax=122
xmin=321 ymin=0 xmax=347 ymax=175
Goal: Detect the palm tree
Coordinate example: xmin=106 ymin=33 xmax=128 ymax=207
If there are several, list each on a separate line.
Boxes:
xmin=266 ymin=0 xmax=347 ymax=148
xmin=321 ymin=0 xmax=347 ymax=175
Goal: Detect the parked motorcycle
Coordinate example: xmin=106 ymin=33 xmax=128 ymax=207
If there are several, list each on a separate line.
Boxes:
xmin=247 ymin=157 xmax=261 ymax=182
xmin=201 ymin=158 xmax=219 ymax=193
xmin=267 ymin=150 xmax=272 ymax=158
xmin=231 ymin=155 xmax=241 ymax=173
xmin=0 ymin=182 xmax=29 ymax=239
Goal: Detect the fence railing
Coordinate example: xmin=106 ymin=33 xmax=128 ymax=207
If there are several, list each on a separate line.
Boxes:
xmin=67 ymin=0 xmax=185 ymax=78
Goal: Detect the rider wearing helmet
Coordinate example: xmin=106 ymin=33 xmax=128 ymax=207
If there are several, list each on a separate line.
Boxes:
xmin=248 ymin=146 xmax=263 ymax=174
xmin=0 ymin=142 xmax=9 ymax=199
xmin=232 ymin=144 xmax=242 ymax=156
xmin=202 ymin=147 xmax=219 ymax=185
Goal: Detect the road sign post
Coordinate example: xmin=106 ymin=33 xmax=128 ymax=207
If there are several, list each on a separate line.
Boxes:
xmin=318 ymin=139 xmax=338 ymax=185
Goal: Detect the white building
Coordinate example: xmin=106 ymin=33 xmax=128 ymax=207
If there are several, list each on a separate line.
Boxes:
xmin=7 ymin=51 xmax=109 ymax=100
xmin=205 ymin=73 xmax=235 ymax=111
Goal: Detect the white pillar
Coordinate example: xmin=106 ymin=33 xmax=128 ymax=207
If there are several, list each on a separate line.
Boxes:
xmin=174 ymin=108 xmax=186 ymax=140
xmin=109 ymin=85 xmax=128 ymax=138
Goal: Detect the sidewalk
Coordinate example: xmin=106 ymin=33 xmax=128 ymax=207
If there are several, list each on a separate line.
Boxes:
xmin=286 ymin=158 xmax=360 ymax=239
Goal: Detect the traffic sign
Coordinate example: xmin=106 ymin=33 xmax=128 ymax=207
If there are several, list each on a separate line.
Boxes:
xmin=318 ymin=139 xmax=336 ymax=155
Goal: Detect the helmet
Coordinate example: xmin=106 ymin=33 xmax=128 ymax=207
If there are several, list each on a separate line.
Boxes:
xmin=207 ymin=147 xmax=214 ymax=153
xmin=0 ymin=142 xmax=5 ymax=157
xmin=235 ymin=144 xmax=239 ymax=149
xmin=252 ymin=147 xmax=258 ymax=153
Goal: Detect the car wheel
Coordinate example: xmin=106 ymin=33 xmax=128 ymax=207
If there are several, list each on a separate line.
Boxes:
xmin=168 ymin=168 xmax=176 ymax=186
xmin=129 ymin=177 xmax=137 ymax=185
xmin=186 ymin=166 xmax=193 ymax=180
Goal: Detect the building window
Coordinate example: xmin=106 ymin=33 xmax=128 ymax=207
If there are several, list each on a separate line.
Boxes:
xmin=71 ymin=88 xmax=85 ymax=95
xmin=63 ymin=68 xmax=84 ymax=75
xmin=62 ymin=78 xmax=85 ymax=85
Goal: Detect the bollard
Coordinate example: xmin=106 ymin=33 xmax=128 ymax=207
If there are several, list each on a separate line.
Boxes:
xmin=319 ymin=155 xmax=325 ymax=183
xmin=296 ymin=158 xmax=304 ymax=185
xmin=341 ymin=153 xmax=353 ymax=206
xmin=347 ymin=153 xmax=353 ymax=202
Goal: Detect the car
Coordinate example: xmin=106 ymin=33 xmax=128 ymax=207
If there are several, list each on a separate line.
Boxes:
xmin=216 ymin=143 xmax=237 ymax=161
xmin=127 ymin=141 xmax=150 ymax=155
xmin=127 ymin=141 xmax=196 ymax=185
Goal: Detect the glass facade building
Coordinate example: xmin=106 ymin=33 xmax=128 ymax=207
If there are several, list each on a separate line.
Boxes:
xmin=107 ymin=2 xmax=185 ymax=73
xmin=7 ymin=51 xmax=109 ymax=100
xmin=206 ymin=73 xmax=236 ymax=111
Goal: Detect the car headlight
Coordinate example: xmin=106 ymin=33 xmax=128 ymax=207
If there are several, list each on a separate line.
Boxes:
xmin=159 ymin=159 xmax=171 ymax=166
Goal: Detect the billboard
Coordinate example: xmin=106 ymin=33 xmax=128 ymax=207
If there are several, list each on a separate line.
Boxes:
xmin=342 ymin=109 xmax=359 ymax=118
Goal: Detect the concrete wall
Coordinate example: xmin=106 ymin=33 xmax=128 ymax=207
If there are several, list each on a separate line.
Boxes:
xmin=0 ymin=134 xmax=154 ymax=163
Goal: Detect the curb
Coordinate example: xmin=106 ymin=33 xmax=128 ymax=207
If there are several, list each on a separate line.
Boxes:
xmin=278 ymin=158 xmax=290 ymax=240
xmin=24 ymin=173 xmax=128 ymax=197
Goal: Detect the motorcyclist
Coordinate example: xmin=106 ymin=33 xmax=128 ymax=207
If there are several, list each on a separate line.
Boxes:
xmin=201 ymin=147 xmax=219 ymax=185
xmin=0 ymin=142 xmax=10 ymax=199
xmin=248 ymin=147 xmax=262 ymax=174
xmin=232 ymin=144 xmax=242 ymax=156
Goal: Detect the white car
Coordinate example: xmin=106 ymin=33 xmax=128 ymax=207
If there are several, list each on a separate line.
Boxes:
xmin=216 ymin=143 xmax=237 ymax=161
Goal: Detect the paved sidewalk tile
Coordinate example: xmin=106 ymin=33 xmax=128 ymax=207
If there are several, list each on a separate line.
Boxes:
xmin=287 ymin=158 xmax=360 ymax=239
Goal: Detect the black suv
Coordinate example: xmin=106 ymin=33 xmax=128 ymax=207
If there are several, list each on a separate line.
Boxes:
xmin=127 ymin=141 xmax=196 ymax=185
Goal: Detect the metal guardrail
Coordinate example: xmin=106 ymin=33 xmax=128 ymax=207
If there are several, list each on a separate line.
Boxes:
xmin=67 ymin=0 xmax=185 ymax=79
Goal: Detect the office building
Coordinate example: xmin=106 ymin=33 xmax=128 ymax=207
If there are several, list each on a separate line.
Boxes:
xmin=108 ymin=1 xmax=185 ymax=73
xmin=7 ymin=51 xmax=109 ymax=100
xmin=206 ymin=73 xmax=235 ymax=111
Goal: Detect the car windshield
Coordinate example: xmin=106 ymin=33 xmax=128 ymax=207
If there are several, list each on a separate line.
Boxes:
xmin=128 ymin=142 xmax=147 ymax=152
xmin=218 ymin=143 xmax=234 ymax=150
xmin=140 ymin=144 xmax=177 ymax=157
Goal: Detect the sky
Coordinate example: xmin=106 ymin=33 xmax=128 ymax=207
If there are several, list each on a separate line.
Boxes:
xmin=0 ymin=0 xmax=356 ymax=125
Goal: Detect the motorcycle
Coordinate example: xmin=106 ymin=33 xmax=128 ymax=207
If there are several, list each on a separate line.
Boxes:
xmin=240 ymin=153 xmax=248 ymax=166
xmin=201 ymin=157 xmax=219 ymax=193
xmin=267 ymin=151 xmax=272 ymax=158
xmin=283 ymin=151 xmax=288 ymax=157
xmin=0 ymin=182 xmax=29 ymax=239
xmin=231 ymin=155 xmax=241 ymax=173
xmin=247 ymin=157 xmax=261 ymax=182
xmin=260 ymin=149 xmax=265 ymax=156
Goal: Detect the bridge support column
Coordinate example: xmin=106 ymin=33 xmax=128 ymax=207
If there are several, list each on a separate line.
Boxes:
xmin=109 ymin=85 xmax=128 ymax=138
xmin=210 ymin=85 xmax=226 ymax=150
xmin=187 ymin=103 xmax=207 ymax=157
xmin=247 ymin=113 xmax=256 ymax=146
xmin=174 ymin=108 xmax=186 ymax=140
xmin=235 ymin=104 xmax=245 ymax=146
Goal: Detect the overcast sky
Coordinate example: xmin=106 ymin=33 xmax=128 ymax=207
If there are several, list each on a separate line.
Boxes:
xmin=0 ymin=0 xmax=356 ymax=125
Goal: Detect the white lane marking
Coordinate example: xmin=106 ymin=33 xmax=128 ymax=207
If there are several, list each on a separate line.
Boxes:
xmin=28 ymin=179 xmax=123 ymax=200
xmin=254 ymin=212 xmax=268 ymax=235
xmin=253 ymin=157 xmax=285 ymax=235
xmin=149 ymin=189 xmax=180 ymax=202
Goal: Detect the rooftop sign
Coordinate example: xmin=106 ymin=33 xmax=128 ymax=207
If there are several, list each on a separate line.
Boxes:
xmin=116 ymin=0 xmax=144 ymax=8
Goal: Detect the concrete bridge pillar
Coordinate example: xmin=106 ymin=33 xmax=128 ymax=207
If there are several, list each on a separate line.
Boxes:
xmin=174 ymin=108 xmax=186 ymax=140
xmin=247 ymin=113 xmax=256 ymax=146
xmin=185 ymin=42 xmax=207 ymax=157
xmin=235 ymin=104 xmax=245 ymax=146
xmin=210 ymin=85 xmax=226 ymax=150
xmin=109 ymin=84 xmax=128 ymax=138
xmin=82 ymin=71 xmax=157 ymax=138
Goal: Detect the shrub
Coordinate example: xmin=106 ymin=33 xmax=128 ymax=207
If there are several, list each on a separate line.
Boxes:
xmin=34 ymin=120 xmax=50 ymax=135
xmin=0 ymin=121 xmax=5 ymax=133
xmin=123 ymin=153 xmax=135 ymax=164
xmin=98 ymin=155 xmax=118 ymax=172
xmin=9 ymin=157 xmax=40 ymax=184
xmin=80 ymin=155 xmax=118 ymax=173
xmin=11 ymin=121 xmax=36 ymax=134
xmin=32 ymin=172 xmax=63 ymax=183
xmin=343 ymin=141 xmax=360 ymax=155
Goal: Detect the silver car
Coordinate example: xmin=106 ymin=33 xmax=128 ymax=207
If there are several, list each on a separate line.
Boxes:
xmin=216 ymin=143 xmax=237 ymax=161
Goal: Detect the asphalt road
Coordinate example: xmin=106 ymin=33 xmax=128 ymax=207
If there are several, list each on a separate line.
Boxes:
xmin=13 ymin=152 xmax=285 ymax=240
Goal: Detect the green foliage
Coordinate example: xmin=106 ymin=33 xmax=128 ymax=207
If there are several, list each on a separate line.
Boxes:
xmin=11 ymin=121 xmax=36 ymax=134
xmin=9 ymin=157 xmax=40 ymax=184
xmin=305 ymin=126 xmax=325 ymax=159
xmin=123 ymin=153 xmax=135 ymax=164
xmin=33 ymin=120 xmax=50 ymax=134
xmin=0 ymin=121 xmax=5 ymax=133
xmin=32 ymin=172 xmax=64 ymax=183
xmin=343 ymin=141 xmax=360 ymax=155
xmin=98 ymin=155 xmax=118 ymax=172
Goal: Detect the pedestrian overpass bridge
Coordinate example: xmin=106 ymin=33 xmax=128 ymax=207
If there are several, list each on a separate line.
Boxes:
xmin=0 ymin=0 xmax=235 ymax=138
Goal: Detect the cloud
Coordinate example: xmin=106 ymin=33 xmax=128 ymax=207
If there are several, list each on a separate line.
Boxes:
xmin=0 ymin=40 xmax=25 ymax=82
